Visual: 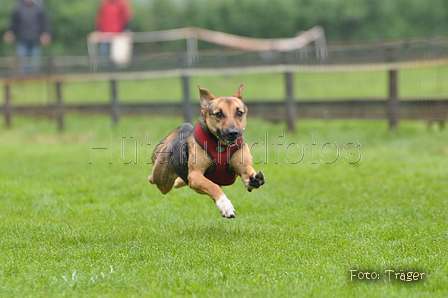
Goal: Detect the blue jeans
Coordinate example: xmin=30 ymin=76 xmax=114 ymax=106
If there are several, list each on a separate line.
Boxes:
xmin=99 ymin=42 xmax=111 ymax=57
xmin=17 ymin=42 xmax=42 ymax=75
xmin=99 ymin=42 xmax=111 ymax=69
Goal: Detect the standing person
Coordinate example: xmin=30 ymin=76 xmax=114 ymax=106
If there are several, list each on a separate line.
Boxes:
xmin=3 ymin=0 xmax=51 ymax=76
xmin=95 ymin=0 xmax=132 ymax=67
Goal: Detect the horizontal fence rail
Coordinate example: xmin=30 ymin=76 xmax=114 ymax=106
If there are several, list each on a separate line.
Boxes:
xmin=2 ymin=100 xmax=447 ymax=119
xmin=2 ymin=35 xmax=448 ymax=77
xmin=1 ymin=62 xmax=448 ymax=131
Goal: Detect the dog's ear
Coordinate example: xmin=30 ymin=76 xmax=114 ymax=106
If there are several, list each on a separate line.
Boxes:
xmin=232 ymin=83 xmax=244 ymax=100
xmin=198 ymin=85 xmax=215 ymax=109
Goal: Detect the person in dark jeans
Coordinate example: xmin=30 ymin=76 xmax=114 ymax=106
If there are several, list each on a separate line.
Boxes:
xmin=3 ymin=0 xmax=51 ymax=76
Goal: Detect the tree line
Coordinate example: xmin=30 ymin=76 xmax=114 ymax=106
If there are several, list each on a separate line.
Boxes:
xmin=1 ymin=0 xmax=447 ymax=56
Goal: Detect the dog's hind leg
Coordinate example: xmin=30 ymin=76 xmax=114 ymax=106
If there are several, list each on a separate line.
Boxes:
xmin=148 ymin=128 xmax=180 ymax=195
xmin=148 ymin=158 xmax=177 ymax=195
xmin=173 ymin=177 xmax=187 ymax=188
xmin=148 ymin=155 xmax=177 ymax=194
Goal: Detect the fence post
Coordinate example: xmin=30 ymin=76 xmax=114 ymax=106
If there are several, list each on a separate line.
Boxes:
xmin=55 ymin=81 xmax=65 ymax=132
xmin=285 ymin=71 xmax=296 ymax=132
xmin=4 ymin=83 xmax=12 ymax=128
xmin=180 ymin=53 xmax=193 ymax=123
xmin=387 ymin=47 xmax=399 ymax=130
xmin=388 ymin=69 xmax=399 ymax=130
xmin=181 ymin=73 xmax=193 ymax=123
xmin=110 ymin=79 xmax=120 ymax=126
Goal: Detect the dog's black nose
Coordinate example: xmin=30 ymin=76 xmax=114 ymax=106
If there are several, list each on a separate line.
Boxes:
xmin=226 ymin=129 xmax=240 ymax=140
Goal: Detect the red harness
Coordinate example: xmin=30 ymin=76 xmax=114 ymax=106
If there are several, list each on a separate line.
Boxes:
xmin=193 ymin=124 xmax=243 ymax=186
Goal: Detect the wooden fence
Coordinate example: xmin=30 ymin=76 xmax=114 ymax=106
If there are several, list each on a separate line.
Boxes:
xmin=1 ymin=64 xmax=447 ymax=132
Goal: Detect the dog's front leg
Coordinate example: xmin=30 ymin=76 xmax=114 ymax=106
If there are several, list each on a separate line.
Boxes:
xmin=188 ymin=170 xmax=236 ymax=218
xmin=231 ymin=144 xmax=265 ymax=192
xmin=239 ymin=168 xmax=265 ymax=192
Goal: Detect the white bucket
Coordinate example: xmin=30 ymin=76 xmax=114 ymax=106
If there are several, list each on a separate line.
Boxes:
xmin=110 ymin=34 xmax=133 ymax=68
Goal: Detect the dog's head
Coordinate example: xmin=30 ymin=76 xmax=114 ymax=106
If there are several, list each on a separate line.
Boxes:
xmin=198 ymin=84 xmax=248 ymax=147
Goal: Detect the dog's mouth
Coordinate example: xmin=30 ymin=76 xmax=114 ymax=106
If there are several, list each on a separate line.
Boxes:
xmin=225 ymin=139 xmax=238 ymax=147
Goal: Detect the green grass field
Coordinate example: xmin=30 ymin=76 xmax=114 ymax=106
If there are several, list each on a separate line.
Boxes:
xmin=1 ymin=114 xmax=447 ymax=297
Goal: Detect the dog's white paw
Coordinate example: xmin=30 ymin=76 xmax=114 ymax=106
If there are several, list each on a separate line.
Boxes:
xmin=216 ymin=195 xmax=236 ymax=218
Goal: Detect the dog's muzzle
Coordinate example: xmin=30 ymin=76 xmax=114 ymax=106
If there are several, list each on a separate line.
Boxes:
xmin=219 ymin=128 xmax=242 ymax=147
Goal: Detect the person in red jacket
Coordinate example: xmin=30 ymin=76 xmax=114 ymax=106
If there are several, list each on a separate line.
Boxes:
xmin=96 ymin=0 xmax=132 ymax=34
xmin=95 ymin=0 xmax=132 ymax=66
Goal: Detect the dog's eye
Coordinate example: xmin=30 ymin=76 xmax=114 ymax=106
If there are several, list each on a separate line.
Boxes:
xmin=236 ymin=110 xmax=244 ymax=117
xmin=214 ymin=111 xmax=223 ymax=119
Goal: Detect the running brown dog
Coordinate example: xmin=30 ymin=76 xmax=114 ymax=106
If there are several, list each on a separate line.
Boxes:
xmin=148 ymin=84 xmax=265 ymax=218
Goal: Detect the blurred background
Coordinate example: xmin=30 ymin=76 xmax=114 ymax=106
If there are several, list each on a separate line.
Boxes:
xmin=1 ymin=0 xmax=448 ymax=73
xmin=0 ymin=0 xmax=447 ymax=130
xmin=1 ymin=0 xmax=448 ymax=55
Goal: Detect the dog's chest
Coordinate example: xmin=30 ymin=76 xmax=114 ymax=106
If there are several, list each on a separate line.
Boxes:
xmin=193 ymin=124 xmax=243 ymax=186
